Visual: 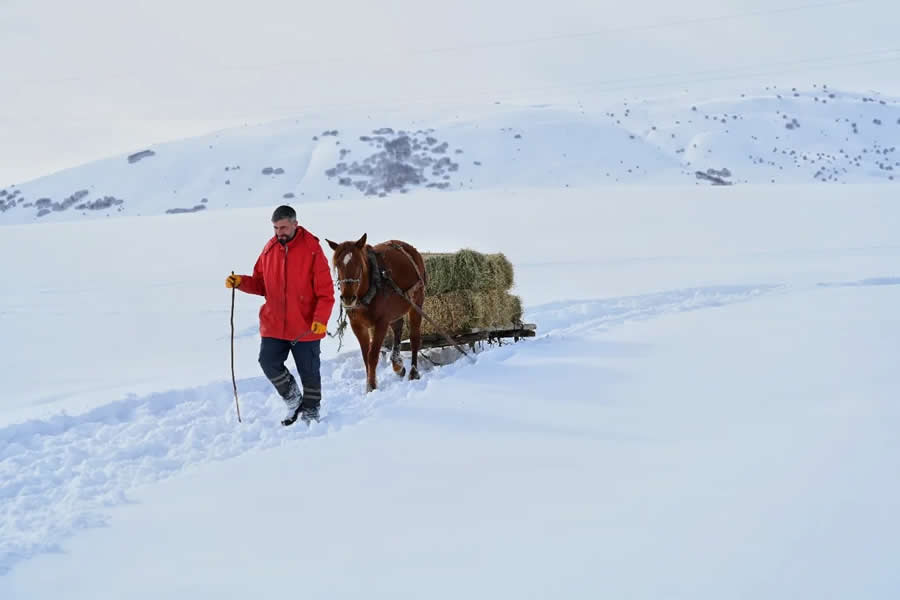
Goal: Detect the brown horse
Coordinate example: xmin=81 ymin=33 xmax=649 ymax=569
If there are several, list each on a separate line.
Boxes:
xmin=325 ymin=234 xmax=426 ymax=392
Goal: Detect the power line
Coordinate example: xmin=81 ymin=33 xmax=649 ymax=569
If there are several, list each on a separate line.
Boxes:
xmin=539 ymin=55 xmax=900 ymax=98
xmin=368 ymin=0 xmax=871 ymax=56
xmin=248 ymin=47 xmax=900 ymax=116
xmin=499 ymin=47 xmax=900 ymax=96
xmin=224 ymin=0 xmax=873 ymax=73
xmin=7 ymin=0 xmax=874 ymax=85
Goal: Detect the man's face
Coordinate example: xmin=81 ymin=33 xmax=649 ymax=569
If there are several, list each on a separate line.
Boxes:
xmin=273 ymin=218 xmax=298 ymax=243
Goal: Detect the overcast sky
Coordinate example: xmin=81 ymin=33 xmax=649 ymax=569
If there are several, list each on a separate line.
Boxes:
xmin=2 ymin=0 xmax=898 ymax=184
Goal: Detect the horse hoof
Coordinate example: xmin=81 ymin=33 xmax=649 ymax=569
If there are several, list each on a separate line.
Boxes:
xmin=409 ymin=369 xmax=420 ymax=381
xmin=395 ymin=366 xmax=406 ymax=377
xmin=366 ymin=382 xmax=376 ymax=393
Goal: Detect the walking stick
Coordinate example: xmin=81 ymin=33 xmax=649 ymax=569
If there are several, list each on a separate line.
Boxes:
xmin=230 ymin=271 xmax=242 ymax=423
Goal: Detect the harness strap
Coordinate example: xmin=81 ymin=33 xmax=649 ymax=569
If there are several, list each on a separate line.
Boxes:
xmin=389 ymin=242 xmax=426 ymax=288
xmin=360 ymin=248 xmax=382 ymax=305
xmin=349 ymin=243 xmax=423 ymax=305
xmin=382 ymin=275 xmax=475 ymax=364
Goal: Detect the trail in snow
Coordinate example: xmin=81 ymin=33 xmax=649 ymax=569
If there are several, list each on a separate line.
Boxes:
xmin=523 ymin=284 xmax=783 ymax=336
xmin=817 ymin=277 xmax=900 ymax=288
xmin=1 ymin=280 xmax=888 ymax=575
xmin=0 ymin=351 xmax=429 ymax=576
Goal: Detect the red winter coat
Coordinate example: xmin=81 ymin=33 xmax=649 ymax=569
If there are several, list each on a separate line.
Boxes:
xmin=238 ymin=227 xmax=335 ymax=342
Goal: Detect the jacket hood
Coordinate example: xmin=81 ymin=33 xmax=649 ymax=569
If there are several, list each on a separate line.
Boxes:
xmin=265 ymin=226 xmax=318 ymax=252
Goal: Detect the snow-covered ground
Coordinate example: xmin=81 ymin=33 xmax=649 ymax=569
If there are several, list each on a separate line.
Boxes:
xmin=7 ymin=285 xmax=900 ymax=598
xmin=2 ymin=183 xmax=899 ymax=597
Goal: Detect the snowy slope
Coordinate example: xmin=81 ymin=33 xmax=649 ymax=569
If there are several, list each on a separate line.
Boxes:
xmin=1 ymin=183 xmax=899 ymax=597
xmin=2 ymin=87 xmax=898 ymax=225
xmin=4 ymin=284 xmax=899 ymax=599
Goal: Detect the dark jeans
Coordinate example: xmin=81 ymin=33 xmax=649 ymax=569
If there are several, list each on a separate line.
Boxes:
xmin=258 ymin=337 xmax=322 ymax=409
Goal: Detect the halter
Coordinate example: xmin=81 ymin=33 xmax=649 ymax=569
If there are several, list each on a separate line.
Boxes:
xmin=334 ymin=275 xmax=361 ymax=286
xmin=333 ymin=253 xmax=363 ymax=287
xmin=334 ymin=248 xmax=382 ymax=307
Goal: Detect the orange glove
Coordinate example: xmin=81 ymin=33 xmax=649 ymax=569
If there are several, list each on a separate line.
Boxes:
xmin=225 ymin=274 xmax=242 ymax=289
xmin=311 ymin=321 xmax=327 ymax=335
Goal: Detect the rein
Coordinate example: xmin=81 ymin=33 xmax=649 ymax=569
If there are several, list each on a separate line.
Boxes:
xmin=328 ymin=303 xmax=349 ymax=351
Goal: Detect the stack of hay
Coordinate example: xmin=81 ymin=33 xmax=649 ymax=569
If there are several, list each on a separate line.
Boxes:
xmin=400 ymin=249 xmax=522 ymax=338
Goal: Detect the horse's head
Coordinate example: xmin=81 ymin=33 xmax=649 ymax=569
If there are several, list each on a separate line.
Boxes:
xmin=326 ymin=233 xmax=368 ymax=309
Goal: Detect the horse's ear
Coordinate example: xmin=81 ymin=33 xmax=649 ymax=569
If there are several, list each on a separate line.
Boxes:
xmin=326 ymin=239 xmax=339 ymax=251
xmin=355 ymin=233 xmax=367 ymax=249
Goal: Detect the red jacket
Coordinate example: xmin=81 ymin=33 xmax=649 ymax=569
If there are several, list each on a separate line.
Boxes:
xmin=238 ymin=227 xmax=335 ymax=342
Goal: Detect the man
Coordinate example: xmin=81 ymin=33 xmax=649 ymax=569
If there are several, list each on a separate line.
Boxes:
xmin=226 ymin=205 xmax=335 ymax=426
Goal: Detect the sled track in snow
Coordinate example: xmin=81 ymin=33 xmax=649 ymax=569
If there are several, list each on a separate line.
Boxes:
xmin=0 ymin=282 xmax=821 ymax=575
xmin=523 ymin=284 xmax=785 ymax=336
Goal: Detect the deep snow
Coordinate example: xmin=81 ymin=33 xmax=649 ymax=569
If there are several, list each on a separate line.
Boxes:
xmin=3 ymin=282 xmax=898 ymax=598
xmin=1 ymin=183 xmax=899 ymax=597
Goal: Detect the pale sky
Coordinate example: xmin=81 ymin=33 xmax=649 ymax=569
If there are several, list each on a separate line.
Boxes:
xmin=2 ymin=0 xmax=898 ymax=184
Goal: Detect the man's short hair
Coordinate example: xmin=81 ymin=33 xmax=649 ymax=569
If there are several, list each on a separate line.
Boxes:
xmin=271 ymin=205 xmax=297 ymax=222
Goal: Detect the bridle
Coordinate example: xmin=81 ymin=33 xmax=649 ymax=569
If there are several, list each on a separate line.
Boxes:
xmin=334 ymin=274 xmax=361 ymax=286
xmin=334 ymin=247 xmax=383 ymax=309
xmin=334 ymin=250 xmax=367 ymax=309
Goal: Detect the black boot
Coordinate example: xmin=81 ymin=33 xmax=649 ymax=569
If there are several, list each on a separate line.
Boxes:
xmin=300 ymin=405 xmax=320 ymax=425
xmin=280 ymin=382 xmax=303 ymax=427
xmin=299 ymin=386 xmax=321 ymax=425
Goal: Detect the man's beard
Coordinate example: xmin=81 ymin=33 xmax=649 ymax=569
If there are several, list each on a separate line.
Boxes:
xmin=277 ymin=230 xmax=296 ymax=244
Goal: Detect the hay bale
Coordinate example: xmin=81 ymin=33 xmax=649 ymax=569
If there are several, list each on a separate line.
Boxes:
xmin=423 ymin=249 xmax=514 ymax=295
xmin=399 ymin=289 xmax=523 ymax=337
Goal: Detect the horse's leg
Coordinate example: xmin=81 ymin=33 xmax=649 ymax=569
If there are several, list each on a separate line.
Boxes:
xmin=367 ymin=321 xmax=389 ymax=392
xmin=390 ymin=318 xmax=406 ymax=377
xmin=408 ymin=293 xmax=424 ymax=381
xmin=350 ymin=319 xmax=372 ymax=387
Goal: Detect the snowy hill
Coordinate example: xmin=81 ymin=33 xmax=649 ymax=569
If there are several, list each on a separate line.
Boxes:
xmin=2 ymin=86 xmax=898 ymax=225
